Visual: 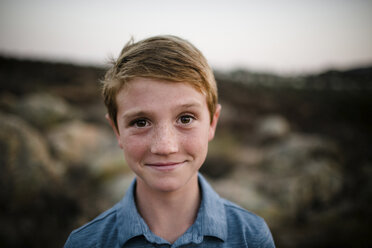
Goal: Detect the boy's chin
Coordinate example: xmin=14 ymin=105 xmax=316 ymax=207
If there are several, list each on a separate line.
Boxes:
xmin=138 ymin=172 xmax=199 ymax=193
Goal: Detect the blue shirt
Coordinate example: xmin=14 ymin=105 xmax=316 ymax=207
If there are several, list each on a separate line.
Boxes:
xmin=64 ymin=174 xmax=275 ymax=247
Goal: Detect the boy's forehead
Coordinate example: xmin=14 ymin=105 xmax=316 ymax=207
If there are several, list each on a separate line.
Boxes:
xmin=118 ymin=78 xmax=205 ymax=99
xmin=116 ymin=78 xmax=208 ymax=109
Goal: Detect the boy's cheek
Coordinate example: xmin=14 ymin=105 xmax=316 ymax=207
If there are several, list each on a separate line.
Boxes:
xmin=122 ymin=138 xmax=145 ymax=155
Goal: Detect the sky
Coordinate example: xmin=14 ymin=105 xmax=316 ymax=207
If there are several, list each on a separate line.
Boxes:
xmin=0 ymin=0 xmax=371 ymax=75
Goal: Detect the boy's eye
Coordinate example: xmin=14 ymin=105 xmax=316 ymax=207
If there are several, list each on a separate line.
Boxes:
xmin=130 ymin=119 xmax=150 ymax=128
xmin=178 ymin=115 xmax=195 ymax=125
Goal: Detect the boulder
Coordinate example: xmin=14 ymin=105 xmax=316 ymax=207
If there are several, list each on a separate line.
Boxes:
xmin=0 ymin=112 xmax=60 ymax=199
xmin=0 ymin=112 xmax=78 ymax=247
xmin=0 ymin=92 xmax=18 ymax=113
xmin=217 ymin=100 xmax=239 ymax=127
xmin=210 ymin=174 xmax=278 ymax=220
xmin=89 ymin=149 xmax=130 ymax=180
xmin=101 ymin=172 xmax=136 ymax=206
xmin=47 ymin=120 xmax=117 ymax=168
xmin=15 ymin=92 xmax=76 ymax=129
xmin=256 ymin=115 xmax=290 ymax=143
xmin=203 ymin=132 xmax=240 ymax=178
xmin=258 ymin=134 xmax=343 ymax=219
xmin=201 ymin=155 xmax=234 ymax=179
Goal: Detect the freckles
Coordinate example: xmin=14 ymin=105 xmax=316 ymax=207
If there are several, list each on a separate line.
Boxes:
xmin=182 ymin=131 xmax=208 ymax=151
xmin=123 ymin=137 xmax=146 ymax=157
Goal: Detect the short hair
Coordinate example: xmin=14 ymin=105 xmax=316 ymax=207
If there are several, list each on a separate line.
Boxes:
xmin=101 ymin=35 xmax=218 ymax=130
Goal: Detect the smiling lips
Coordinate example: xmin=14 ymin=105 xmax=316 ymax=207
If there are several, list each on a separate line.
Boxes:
xmin=145 ymin=161 xmax=186 ymax=171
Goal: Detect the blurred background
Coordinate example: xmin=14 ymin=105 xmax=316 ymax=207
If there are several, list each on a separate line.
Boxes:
xmin=0 ymin=0 xmax=371 ymax=247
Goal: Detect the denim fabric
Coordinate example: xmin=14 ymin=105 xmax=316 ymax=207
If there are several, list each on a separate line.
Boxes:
xmin=64 ymin=174 xmax=275 ymax=248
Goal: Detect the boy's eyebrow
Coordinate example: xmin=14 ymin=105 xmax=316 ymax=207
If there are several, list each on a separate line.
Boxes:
xmin=121 ymin=110 xmax=150 ymax=120
xmin=121 ymin=102 xmax=203 ymax=120
xmin=177 ymin=102 xmax=203 ymax=109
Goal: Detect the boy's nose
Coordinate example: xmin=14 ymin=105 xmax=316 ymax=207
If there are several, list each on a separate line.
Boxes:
xmin=150 ymin=124 xmax=179 ymax=155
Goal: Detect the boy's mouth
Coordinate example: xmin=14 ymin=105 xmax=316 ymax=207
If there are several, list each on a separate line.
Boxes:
xmin=145 ymin=161 xmax=186 ymax=171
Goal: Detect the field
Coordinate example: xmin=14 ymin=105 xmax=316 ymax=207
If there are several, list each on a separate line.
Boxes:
xmin=1 ymin=56 xmax=371 ymax=247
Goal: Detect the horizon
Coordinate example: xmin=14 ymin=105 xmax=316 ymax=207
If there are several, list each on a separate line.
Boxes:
xmin=2 ymin=53 xmax=371 ymax=78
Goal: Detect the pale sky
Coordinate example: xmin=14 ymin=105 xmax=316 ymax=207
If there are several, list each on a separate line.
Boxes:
xmin=0 ymin=0 xmax=371 ymax=75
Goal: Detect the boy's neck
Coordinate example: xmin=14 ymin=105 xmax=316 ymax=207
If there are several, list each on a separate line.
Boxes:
xmin=134 ymin=174 xmax=201 ymax=244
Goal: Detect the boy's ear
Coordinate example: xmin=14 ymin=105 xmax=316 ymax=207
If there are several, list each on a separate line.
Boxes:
xmin=105 ymin=114 xmax=123 ymax=149
xmin=208 ymin=104 xmax=221 ymax=141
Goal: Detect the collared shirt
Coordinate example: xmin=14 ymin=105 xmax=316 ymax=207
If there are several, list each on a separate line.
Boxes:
xmin=64 ymin=174 xmax=275 ymax=248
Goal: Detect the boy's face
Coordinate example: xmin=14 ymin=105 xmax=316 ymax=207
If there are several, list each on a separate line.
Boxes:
xmin=108 ymin=78 xmax=220 ymax=193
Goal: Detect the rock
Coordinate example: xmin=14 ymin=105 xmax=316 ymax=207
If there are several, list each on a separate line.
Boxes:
xmin=217 ymin=100 xmax=239 ymax=126
xmin=256 ymin=115 xmax=290 ymax=142
xmin=89 ymin=149 xmax=130 ymax=180
xmin=258 ymin=134 xmax=343 ymax=219
xmin=0 ymin=112 xmax=60 ymax=197
xmin=15 ymin=93 xmax=76 ymax=129
xmin=203 ymin=132 xmax=240 ymax=178
xmin=210 ymin=174 xmax=278 ymax=219
xmin=101 ymin=172 xmax=136 ymax=205
xmin=201 ymin=155 xmax=234 ymax=179
xmin=0 ymin=112 xmax=78 ymax=247
xmin=47 ymin=120 xmax=116 ymax=167
xmin=0 ymin=92 xmax=18 ymax=113
xmin=261 ymin=134 xmax=340 ymax=174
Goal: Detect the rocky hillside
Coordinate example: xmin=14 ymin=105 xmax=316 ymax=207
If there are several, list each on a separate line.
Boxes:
xmin=1 ymin=56 xmax=371 ymax=247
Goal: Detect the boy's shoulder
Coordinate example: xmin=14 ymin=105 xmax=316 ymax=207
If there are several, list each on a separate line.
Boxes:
xmin=221 ymin=197 xmax=265 ymax=223
xmin=64 ymin=203 xmax=120 ymax=248
xmin=221 ymin=198 xmax=275 ymax=247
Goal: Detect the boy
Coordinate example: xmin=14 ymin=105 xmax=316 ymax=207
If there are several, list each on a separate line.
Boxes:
xmin=64 ymin=35 xmax=275 ymax=247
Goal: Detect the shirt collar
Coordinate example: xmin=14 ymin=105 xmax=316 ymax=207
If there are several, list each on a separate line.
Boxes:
xmin=198 ymin=173 xmax=227 ymax=241
xmin=116 ymin=179 xmax=171 ymax=246
xmin=116 ymin=179 xmax=145 ymax=246
xmin=116 ymin=173 xmax=227 ymax=246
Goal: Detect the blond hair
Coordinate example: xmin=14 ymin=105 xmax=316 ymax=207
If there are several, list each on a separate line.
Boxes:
xmin=102 ymin=35 xmax=218 ymax=130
